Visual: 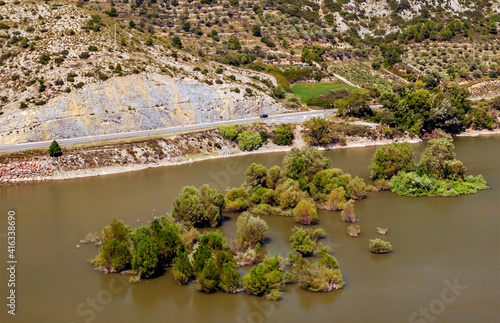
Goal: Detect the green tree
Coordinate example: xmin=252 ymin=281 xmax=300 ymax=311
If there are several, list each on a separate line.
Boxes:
xmin=218 ymin=124 xmax=239 ymax=140
xmin=219 ymin=262 xmax=241 ymax=292
xmin=171 ymin=185 xmax=225 ymax=228
xmin=172 ymin=251 xmax=193 ymax=284
xmin=266 ymin=166 xmax=284 ymax=190
xmin=325 ymin=186 xmax=346 ymax=211
xmin=227 ymin=35 xmax=241 ymax=50
xmin=372 ymin=56 xmax=384 ymax=70
xmin=293 ymin=199 xmax=318 ymax=225
xmin=48 ymin=140 xmax=62 ymax=157
xmin=192 ymin=244 xmax=212 ymax=273
xmin=245 ymin=163 xmax=268 ymax=188
xmin=334 ymin=89 xmax=371 ymax=117
xmin=242 ymin=256 xmax=284 ymax=299
xmin=418 ymin=138 xmax=465 ymax=180
xmin=487 ymin=22 xmax=497 ymax=34
xmin=232 ymin=212 xmax=268 ymax=251
xmin=273 ymin=124 xmax=294 ymax=145
xmin=283 ymin=146 xmax=332 ymax=181
xmin=38 ymin=78 xmax=46 ymax=92
xmin=132 ymin=235 xmax=159 ymax=278
xmin=171 ymin=36 xmax=182 ymax=49
xmin=237 ymin=131 xmax=262 ymax=151
xmin=197 ymin=258 xmax=220 ymax=293
xmin=252 ymin=24 xmax=262 ymax=37
xmin=302 ymin=117 xmax=333 ymax=146
xmin=429 ymin=99 xmax=461 ymax=133
xmin=301 ymin=45 xmax=312 ymax=64
xmin=92 ymin=220 xmax=133 ymax=273
xmin=290 ymin=227 xmax=316 ymax=256
xmin=381 ymin=43 xmax=402 ymax=66
xmin=210 ymin=29 xmax=220 ymax=41
xmin=107 ymin=7 xmax=118 ymax=17
xmin=369 ymin=143 xmax=414 ymax=179
xmin=151 ymin=220 xmax=183 ymax=266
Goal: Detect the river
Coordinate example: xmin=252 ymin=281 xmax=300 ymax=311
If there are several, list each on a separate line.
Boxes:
xmin=0 ymin=136 xmax=499 ymax=323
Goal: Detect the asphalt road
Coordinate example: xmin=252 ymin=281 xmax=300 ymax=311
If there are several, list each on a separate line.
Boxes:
xmin=0 ymin=110 xmax=337 ymax=153
xmin=0 ymin=95 xmax=494 ymax=153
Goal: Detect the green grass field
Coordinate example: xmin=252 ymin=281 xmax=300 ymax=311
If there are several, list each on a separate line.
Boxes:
xmin=291 ymin=83 xmax=355 ymax=103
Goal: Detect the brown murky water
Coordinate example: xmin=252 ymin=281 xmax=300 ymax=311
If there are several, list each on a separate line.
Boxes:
xmin=1 ymin=136 xmax=499 ymax=323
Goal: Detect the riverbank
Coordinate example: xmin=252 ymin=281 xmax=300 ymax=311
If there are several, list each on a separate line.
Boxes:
xmin=0 ymin=125 xmax=498 ymax=184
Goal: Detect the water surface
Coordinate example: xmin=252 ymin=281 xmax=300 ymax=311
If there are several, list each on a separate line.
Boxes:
xmin=0 ymin=136 xmax=499 ymax=323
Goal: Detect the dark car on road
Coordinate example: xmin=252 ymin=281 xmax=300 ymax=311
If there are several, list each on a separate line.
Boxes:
xmin=260 ymin=114 xmax=268 ymax=118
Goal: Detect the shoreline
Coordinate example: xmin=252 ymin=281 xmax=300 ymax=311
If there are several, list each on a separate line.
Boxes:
xmin=1 ymin=129 xmax=499 ymax=184
xmin=52 ymin=136 xmax=423 ymax=182
xmin=455 ymin=129 xmax=500 ymax=137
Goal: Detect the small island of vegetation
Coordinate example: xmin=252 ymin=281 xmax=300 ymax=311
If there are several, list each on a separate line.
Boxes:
xmin=84 ymin=140 xmax=489 ymax=300
xmin=87 ymin=146 xmax=354 ymax=301
xmin=370 ymin=136 xmax=488 ymax=197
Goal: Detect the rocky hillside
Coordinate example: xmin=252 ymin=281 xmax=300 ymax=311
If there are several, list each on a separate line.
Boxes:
xmin=0 ymin=0 xmax=288 ymax=143
xmin=0 ymin=72 xmax=285 ymax=143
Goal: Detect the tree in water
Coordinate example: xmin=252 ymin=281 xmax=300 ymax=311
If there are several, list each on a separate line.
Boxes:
xmin=172 ymin=251 xmax=193 ymax=285
xmin=132 ymin=235 xmax=159 ymax=278
xmin=293 ymin=199 xmax=318 ymax=225
xmin=369 ymin=142 xmax=414 ymax=180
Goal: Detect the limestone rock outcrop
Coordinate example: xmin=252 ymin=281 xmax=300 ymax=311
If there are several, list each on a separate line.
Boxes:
xmin=0 ymin=73 xmax=286 ymax=144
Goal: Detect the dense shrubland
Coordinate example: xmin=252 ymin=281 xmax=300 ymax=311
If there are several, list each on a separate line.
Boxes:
xmin=87 ymin=147 xmax=359 ymax=298
xmin=370 ymin=138 xmax=488 ymax=197
xmin=226 ymin=146 xmax=367 ymax=219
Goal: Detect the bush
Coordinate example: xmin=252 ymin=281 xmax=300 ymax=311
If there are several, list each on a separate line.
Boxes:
xmin=369 ymin=143 xmax=414 ymax=180
xmin=171 ymin=36 xmax=182 ymax=49
xmin=171 ymin=185 xmax=225 ymax=227
xmin=283 ymin=146 xmax=331 ymax=182
xmin=418 ymin=138 xmax=463 ymax=180
xmin=290 ymin=227 xmax=321 ymax=256
xmin=293 ymin=199 xmax=318 ymax=225
xmin=293 ymin=252 xmax=344 ymax=292
xmin=218 ymin=124 xmax=239 ymax=141
xmin=106 ymin=7 xmax=118 ymax=17
xmin=232 ymin=212 xmax=268 ymax=251
xmin=390 ymin=172 xmax=488 ymax=197
xmin=225 ymin=188 xmax=249 ymax=212
xmin=218 ymin=262 xmax=241 ymax=292
xmin=242 ymin=256 xmax=285 ymax=299
xmin=266 ymin=166 xmax=284 ymax=190
xmin=91 ymin=220 xmax=132 ymax=272
xmin=325 ymin=187 xmax=346 ymax=211
xmin=244 ymin=163 xmax=268 ymax=188
xmin=227 ymin=35 xmax=241 ymax=50
xmin=340 ymin=200 xmax=356 ymax=223
xmin=238 ymin=131 xmax=262 ymax=151
xmin=48 ymin=140 xmax=62 ymax=157
xmin=38 ymin=53 xmax=50 ymax=64
xmin=132 ymin=235 xmax=159 ymax=278
xmin=303 ymin=117 xmax=334 ymax=145
xmin=306 ymin=88 xmax=350 ymax=108
xmin=369 ymin=239 xmax=392 ymax=254
xmin=172 ymin=251 xmax=193 ymax=284
xmin=273 ymin=124 xmax=294 ymax=145
xmin=79 ymin=52 xmax=90 ymax=59
xmin=196 ymin=258 xmax=219 ymax=293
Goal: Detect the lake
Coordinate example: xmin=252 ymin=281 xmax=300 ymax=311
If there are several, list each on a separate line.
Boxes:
xmin=0 ymin=136 xmax=499 ymax=323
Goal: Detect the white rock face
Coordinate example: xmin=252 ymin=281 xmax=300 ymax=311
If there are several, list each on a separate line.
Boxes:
xmin=0 ymin=73 xmax=286 ymax=144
